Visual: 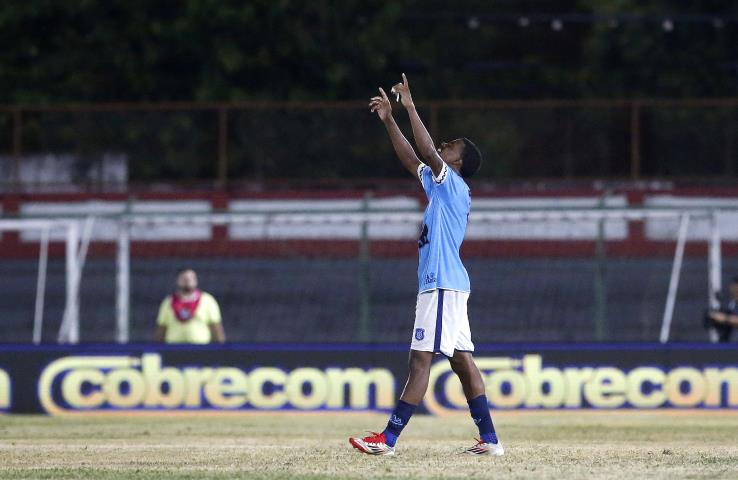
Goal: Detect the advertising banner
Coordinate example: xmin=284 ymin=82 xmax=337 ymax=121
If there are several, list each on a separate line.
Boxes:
xmin=0 ymin=343 xmax=736 ymax=414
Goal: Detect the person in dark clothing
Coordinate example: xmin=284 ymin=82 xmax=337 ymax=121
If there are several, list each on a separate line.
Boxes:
xmin=705 ymin=276 xmax=738 ymax=343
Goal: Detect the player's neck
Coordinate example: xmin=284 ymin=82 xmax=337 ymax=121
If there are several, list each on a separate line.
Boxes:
xmin=177 ymin=290 xmax=199 ymax=300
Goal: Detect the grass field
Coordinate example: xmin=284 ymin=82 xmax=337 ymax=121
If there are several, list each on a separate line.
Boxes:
xmin=1 ymin=411 xmax=738 ymax=479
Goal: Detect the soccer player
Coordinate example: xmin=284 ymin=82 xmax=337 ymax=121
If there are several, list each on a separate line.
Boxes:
xmin=153 ymin=269 xmax=226 ymax=344
xmin=349 ymin=75 xmax=502 ymax=456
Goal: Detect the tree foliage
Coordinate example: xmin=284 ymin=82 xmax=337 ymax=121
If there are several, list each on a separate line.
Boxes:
xmin=1 ymin=0 xmax=737 ymax=103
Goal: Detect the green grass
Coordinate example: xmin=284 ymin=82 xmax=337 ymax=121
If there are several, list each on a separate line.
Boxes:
xmin=1 ymin=411 xmax=738 ymax=479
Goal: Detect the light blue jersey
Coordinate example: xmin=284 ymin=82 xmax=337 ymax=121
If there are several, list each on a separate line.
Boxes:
xmin=416 ymin=162 xmax=471 ymax=293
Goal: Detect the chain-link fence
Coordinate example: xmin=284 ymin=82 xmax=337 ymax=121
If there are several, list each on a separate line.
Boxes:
xmin=1 ymin=203 xmax=730 ymax=344
xmin=1 ymin=99 xmax=737 ymax=190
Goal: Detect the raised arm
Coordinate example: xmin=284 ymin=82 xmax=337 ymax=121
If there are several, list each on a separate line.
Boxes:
xmin=391 ymin=74 xmax=445 ymax=177
xmin=370 ymin=88 xmax=421 ymax=176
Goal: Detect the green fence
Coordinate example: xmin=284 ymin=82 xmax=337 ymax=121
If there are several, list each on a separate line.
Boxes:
xmin=1 ymin=99 xmax=737 ymax=187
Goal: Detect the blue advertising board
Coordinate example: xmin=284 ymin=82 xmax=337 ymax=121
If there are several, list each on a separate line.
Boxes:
xmin=0 ymin=343 xmax=736 ymax=414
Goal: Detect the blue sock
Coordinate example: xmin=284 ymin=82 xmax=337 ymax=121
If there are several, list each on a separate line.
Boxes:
xmin=382 ymin=400 xmax=416 ymax=447
xmin=468 ymin=394 xmax=498 ymax=444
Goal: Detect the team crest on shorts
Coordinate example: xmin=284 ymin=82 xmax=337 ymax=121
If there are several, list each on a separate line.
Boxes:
xmin=415 ymin=328 xmax=425 ymax=341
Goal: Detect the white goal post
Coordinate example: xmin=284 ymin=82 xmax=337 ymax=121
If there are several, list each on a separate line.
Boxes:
xmin=0 ymin=218 xmax=92 ymax=344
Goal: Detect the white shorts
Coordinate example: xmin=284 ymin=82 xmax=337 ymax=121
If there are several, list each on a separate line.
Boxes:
xmin=410 ymin=289 xmax=474 ymax=357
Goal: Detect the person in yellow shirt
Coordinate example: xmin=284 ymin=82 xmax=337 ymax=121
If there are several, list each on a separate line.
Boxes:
xmin=154 ymin=269 xmax=226 ymax=344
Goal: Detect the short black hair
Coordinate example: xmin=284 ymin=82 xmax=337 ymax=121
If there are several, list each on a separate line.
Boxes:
xmin=458 ymin=138 xmax=482 ymax=178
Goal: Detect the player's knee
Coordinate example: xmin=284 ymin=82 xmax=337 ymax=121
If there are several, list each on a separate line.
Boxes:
xmin=448 ymin=351 xmax=473 ymax=375
xmin=408 ymin=351 xmax=432 ymax=375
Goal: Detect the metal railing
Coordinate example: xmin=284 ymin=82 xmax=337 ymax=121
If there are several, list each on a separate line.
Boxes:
xmin=1 ymin=98 xmax=737 ymax=188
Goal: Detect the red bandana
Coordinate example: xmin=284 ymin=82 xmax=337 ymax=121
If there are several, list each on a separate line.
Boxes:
xmin=170 ymin=290 xmax=202 ymax=323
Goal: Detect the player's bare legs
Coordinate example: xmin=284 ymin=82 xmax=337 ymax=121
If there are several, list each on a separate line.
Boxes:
xmin=449 ymin=350 xmax=503 ymax=455
xmin=448 ymin=350 xmax=485 ymax=399
xmin=399 ymin=349 xmax=434 ymax=404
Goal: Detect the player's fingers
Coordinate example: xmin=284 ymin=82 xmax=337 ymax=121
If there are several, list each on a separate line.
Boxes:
xmin=393 ymin=83 xmax=406 ymax=92
xmin=379 ymin=87 xmax=389 ymax=100
xmin=402 ymin=73 xmax=408 ymax=87
xmin=370 ymin=96 xmax=382 ymax=102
